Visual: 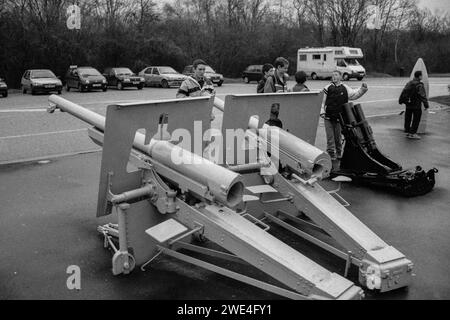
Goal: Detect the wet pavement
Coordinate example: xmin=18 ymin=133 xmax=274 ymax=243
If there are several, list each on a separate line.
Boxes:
xmin=0 ymin=106 xmax=449 ymax=299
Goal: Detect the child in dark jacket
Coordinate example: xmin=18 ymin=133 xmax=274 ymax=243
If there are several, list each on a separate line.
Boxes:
xmin=291 ymin=71 xmax=310 ymax=92
xmin=257 ymin=63 xmax=274 ymax=93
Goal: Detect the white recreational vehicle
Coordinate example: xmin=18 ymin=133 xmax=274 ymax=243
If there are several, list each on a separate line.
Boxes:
xmin=297 ymin=47 xmax=366 ymax=81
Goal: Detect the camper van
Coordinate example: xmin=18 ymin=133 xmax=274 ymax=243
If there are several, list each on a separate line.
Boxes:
xmin=297 ymin=47 xmax=366 ymax=81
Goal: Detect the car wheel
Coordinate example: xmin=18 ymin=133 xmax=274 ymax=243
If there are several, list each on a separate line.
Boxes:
xmin=66 ymin=84 xmax=70 ymax=92
xmin=78 ymin=83 xmax=84 ymax=92
xmin=31 ymin=86 xmax=36 ymax=95
xmin=117 ymin=81 xmax=123 ymax=90
xmin=103 ymin=86 xmax=107 ymax=92
xmin=357 ymin=77 xmax=363 ymax=81
xmin=343 ymin=73 xmax=350 ymax=81
xmin=311 ymin=73 xmax=318 ymax=80
xmin=217 ymin=81 xmax=223 ymax=87
xmin=244 ymin=77 xmax=250 ymax=84
xmin=2 ymin=92 xmax=7 ymax=98
xmin=161 ymin=80 xmax=169 ymax=88
xmin=58 ymin=90 xmax=62 ymax=95
xmin=137 ymin=85 xmax=143 ymax=90
xmin=22 ymin=86 xmax=27 ymax=94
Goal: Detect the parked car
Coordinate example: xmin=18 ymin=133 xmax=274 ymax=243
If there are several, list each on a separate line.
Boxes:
xmin=242 ymin=65 xmax=263 ymax=83
xmin=21 ymin=69 xmax=62 ymax=95
xmin=138 ymin=66 xmax=187 ymax=88
xmin=0 ymin=77 xmax=7 ymax=97
xmin=65 ymin=66 xmax=107 ymax=92
xmin=103 ymin=67 xmax=145 ymax=90
xmin=182 ymin=65 xmax=224 ymax=86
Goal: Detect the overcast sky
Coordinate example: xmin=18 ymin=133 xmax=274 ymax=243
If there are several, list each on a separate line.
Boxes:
xmin=160 ymin=0 xmax=450 ymax=15
xmin=419 ymin=0 xmax=450 ymax=14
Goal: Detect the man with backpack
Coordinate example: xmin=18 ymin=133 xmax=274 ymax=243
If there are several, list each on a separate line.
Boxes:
xmin=399 ymin=71 xmax=429 ymax=140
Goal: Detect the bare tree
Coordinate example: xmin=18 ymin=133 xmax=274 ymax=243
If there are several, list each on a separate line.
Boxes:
xmin=300 ymin=0 xmax=327 ymax=46
xmin=326 ymin=0 xmax=370 ymax=46
xmin=292 ymin=0 xmax=308 ymax=29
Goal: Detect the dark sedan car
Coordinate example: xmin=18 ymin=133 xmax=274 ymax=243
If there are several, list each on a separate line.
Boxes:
xmin=242 ymin=65 xmax=263 ymax=83
xmin=103 ymin=67 xmax=145 ymax=90
xmin=0 ymin=77 xmax=7 ymax=97
xmin=65 ymin=66 xmax=107 ymax=92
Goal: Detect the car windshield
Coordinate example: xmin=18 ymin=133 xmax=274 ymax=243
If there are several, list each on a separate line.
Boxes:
xmin=79 ymin=68 xmax=101 ymax=77
xmin=205 ymin=66 xmax=215 ymax=73
xmin=159 ymin=67 xmax=178 ymax=74
xmin=344 ymin=59 xmax=360 ymax=66
xmin=31 ymin=70 xmax=56 ymax=79
xmin=114 ymin=68 xmax=133 ymax=76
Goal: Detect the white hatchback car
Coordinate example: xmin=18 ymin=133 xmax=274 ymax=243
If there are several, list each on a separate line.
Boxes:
xmin=138 ymin=66 xmax=188 ymax=88
xmin=21 ymin=69 xmax=63 ymax=95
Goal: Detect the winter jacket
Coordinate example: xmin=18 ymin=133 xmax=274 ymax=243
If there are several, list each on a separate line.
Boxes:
xmin=322 ymin=82 xmax=368 ymax=120
xmin=404 ymin=79 xmax=429 ymax=110
xmin=263 ymin=73 xmax=287 ymax=93
xmin=176 ymin=76 xmax=214 ymax=98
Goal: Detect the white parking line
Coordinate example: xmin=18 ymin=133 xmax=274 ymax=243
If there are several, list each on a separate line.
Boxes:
xmin=0 ymin=128 xmax=87 ymax=140
xmin=0 ymin=100 xmax=156 ymax=112
xmin=359 ymin=98 xmax=397 ymax=104
xmin=0 ymin=108 xmax=47 ymax=113
xmin=82 ymin=99 xmax=145 ymax=106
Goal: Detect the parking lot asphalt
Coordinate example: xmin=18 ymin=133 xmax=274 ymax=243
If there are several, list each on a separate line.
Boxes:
xmin=1 ymin=77 xmax=449 ymax=163
xmin=0 ymin=103 xmax=449 ymax=299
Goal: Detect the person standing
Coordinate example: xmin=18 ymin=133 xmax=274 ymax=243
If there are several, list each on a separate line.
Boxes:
xmin=257 ymin=64 xmax=274 ymax=93
xmin=264 ymin=57 xmax=289 ymax=93
xmin=265 ymin=103 xmax=283 ymax=128
xmin=401 ymin=70 xmax=429 ymax=139
xmin=176 ymin=59 xmax=215 ymax=98
xmin=291 ymin=71 xmax=310 ymax=92
xmin=321 ymin=70 xmax=368 ymax=168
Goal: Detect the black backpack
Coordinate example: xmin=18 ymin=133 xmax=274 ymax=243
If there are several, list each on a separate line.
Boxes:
xmin=399 ymin=81 xmax=419 ymax=105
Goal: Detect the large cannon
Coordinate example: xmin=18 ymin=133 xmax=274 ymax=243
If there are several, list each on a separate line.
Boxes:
xmin=335 ymin=102 xmax=437 ymax=197
xmin=213 ymin=93 xmax=415 ymax=293
xmin=47 ymin=94 xmax=364 ymax=300
xmin=47 ymin=91 xmax=417 ymax=298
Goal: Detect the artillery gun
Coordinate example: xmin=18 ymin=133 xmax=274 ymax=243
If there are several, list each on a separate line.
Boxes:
xmin=213 ymin=92 xmax=415 ymax=293
xmin=47 ymin=91 xmax=416 ymax=298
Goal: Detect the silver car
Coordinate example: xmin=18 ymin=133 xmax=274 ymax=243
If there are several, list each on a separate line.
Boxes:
xmin=138 ymin=66 xmax=187 ymax=88
xmin=21 ymin=69 xmax=62 ymax=95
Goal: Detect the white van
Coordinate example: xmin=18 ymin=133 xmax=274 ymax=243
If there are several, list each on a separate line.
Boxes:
xmin=297 ymin=47 xmax=366 ymax=81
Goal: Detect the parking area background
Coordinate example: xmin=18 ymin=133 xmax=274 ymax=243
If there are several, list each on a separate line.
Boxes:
xmin=1 ymin=77 xmax=449 ymax=164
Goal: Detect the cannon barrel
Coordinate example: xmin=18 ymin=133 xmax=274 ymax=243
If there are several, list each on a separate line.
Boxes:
xmin=214 ymin=97 xmax=331 ymax=179
xmin=48 ymin=95 xmax=244 ymax=207
xmin=250 ymin=118 xmax=331 ymax=179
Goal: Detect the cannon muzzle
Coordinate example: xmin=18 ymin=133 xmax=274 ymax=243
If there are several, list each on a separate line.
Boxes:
xmin=48 ymin=95 xmax=244 ymax=207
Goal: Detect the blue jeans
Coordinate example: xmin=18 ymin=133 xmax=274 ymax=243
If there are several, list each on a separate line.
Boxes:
xmin=324 ymin=119 xmax=342 ymax=160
